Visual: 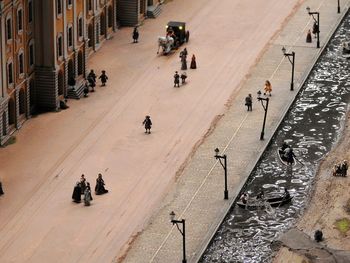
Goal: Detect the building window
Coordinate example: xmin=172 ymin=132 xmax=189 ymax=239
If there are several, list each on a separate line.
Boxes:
xmin=6 ymin=18 xmax=12 ymax=40
xmin=57 ymin=0 xmax=62 ymax=16
xmin=28 ymin=0 xmax=33 ymax=23
xmin=29 ymin=41 xmax=34 ymax=67
xmin=87 ymin=0 xmax=92 ymax=12
xmin=67 ymin=0 xmax=73 ymax=8
xmin=78 ymin=17 xmax=83 ymax=38
xmin=57 ymin=35 xmax=63 ymax=57
xmin=68 ymin=26 xmax=73 ymax=47
xmin=17 ymin=9 xmax=23 ymax=32
xmin=8 ymin=62 xmax=13 ymax=84
xmin=19 ymin=52 xmax=24 ymax=75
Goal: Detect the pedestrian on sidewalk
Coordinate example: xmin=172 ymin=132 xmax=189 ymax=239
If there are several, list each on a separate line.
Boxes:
xmin=95 ymin=173 xmax=108 ymax=195
xmin=306 ymin=29 xmax=312 ymax=43
xmin=174 ymin=71 xmax=180 ymax=87
xmin=245 ymin=94 xmax=252 ymax=111
xmin=341 ymin=160 xmax=348 ymax=177
xmin=181 ymin=54 xmax=187 ymax=70
xmin=264 ymin=80 xmax=272 ymax=96
xmin=84 ymin=182 xmax=93 ymax=206
xmin=83 ymin=80 xmax=89 ymax=97
xmin=88 ymin=70 xmax=96 ymax=92
xmin=72 ymin=182 xmax=82 ymax=203
xmin=80 ymin=174 xmax=87 ymax=194
xmin=132 ymin=26 xmax=139 ymax=43
xmin=99 ymin=70 xmax=108 ymax=86
xmin=0 ymin=181 xmax=4 ymax=196
xmin=190 ymin=54 xmax=197 ymax=69
xmin=142 ymin=115 xmax=152 ymax=134
xmin=180 ymin=48 xmax=188 ymax=60
xmin=180 ymin=72 xmax=187 ymax=84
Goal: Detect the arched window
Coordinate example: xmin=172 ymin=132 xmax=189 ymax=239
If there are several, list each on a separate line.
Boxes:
xmin=108 ymin=6 xmax=113 ymax=28
xmin=28 ymin=39 xmax=35 ymax=67
xmin=88 ymin=23 xmax=94 ymax=47
xmin=6 ymin=15 xmax=12 ymax=41
xmin=19 ymin=89 xmax=26 ymax=115
xmin=17 ymin=7 xmax=23 ymax=32
xmin=7 ymin=59 xmax=14 ymax=85
xmin=77 ymin=14 xmax=83 ymax=39
xmin=28 ymin=0 xmax=33 ymax=23
xmin=56 ymin=0 xmax=62 ymax=16
xmin=2 ymin=112 xmax=7 ymax=136
xmin=18 ymin=49 xmax=25 ymax=76
xmin=77 ymin=51 xmax=84 ymax=75
xmin=67 ymin=24 xmax=73 ymax=47
xmin=8 ymin=99 xmax=16 ymax=125
xmin=57 ymin=33 xmax=63 ymax=58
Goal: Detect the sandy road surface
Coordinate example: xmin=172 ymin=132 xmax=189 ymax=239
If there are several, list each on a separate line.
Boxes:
xmin=0 ymin=0 xmax=300 ymax=262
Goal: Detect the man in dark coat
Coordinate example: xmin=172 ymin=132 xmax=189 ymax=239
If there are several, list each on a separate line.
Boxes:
xmin=181 ymin=54 xmax=187 ymax=70
xmin=72 ymin=182 xmax=82 ymax=203
xmin=245 ymin=94 xmax=252 ymax=111
xmin=87 ymin=70 xmax=96 ymax=92
xmin=132 ymin=27 xmax=139 ymax=43
xmin=0 ymin=181 xmax=4 ymax=195
xmin=142 ymin=115 xmax=152 ymax=134
xmin=99 ymin=70 xmax=108 ymax=86
xmin=174 ymin=71 xmax=180 ymax=87
xmin=95 ymin=173 xmax=108 ymax=195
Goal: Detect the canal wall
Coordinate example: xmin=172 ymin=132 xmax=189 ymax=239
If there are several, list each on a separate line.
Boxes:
xmin=122 ymin=1 xmax=350 ymax=262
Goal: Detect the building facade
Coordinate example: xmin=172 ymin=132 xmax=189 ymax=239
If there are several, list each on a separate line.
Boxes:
xmin=0 ymin=0 xmax=158 ymax=146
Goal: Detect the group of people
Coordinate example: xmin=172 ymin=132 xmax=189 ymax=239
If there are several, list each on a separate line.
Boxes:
xmin=279 ymin=141 xmax=296 ymax=165
xmin=306 ymin=22 xmax=319 ymax=43
xmin=72 ymin=173 xmax=108 ymax=206
xmin=332 ymin=160 xmax=348 ymax=177
xmin=84 ymin=69 xmax=109 ymax=97
xmin=244 ymin=80 xmax=272 ymax=111
xmin=173 ymin=48 xmax=197 ymax=87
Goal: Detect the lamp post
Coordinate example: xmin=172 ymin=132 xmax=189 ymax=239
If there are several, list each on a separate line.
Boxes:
xmin=257 ymin=91 xmax=269 ymax=140
xmin=338 ymin=0 xmax=341 ymax=13
xmin=306 ymin=6 xmax=320 ymax=48
xmin=169 ymin=211 xmax=187 ymax=263
xmin=214 ymin=148 xmax=228 ymax=200
xmin=282 ymin=47 xmax=295 ymax=91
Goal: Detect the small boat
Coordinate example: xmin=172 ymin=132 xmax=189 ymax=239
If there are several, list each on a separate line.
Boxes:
xmin=237 ymin=195 xmax=293 ymax=210
xmin=277 ymin=148 xmax=296 ymax=166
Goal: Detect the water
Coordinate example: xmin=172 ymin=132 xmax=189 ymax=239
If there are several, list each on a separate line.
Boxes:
xmin=200 ymin=13 xmax=350 ymax=263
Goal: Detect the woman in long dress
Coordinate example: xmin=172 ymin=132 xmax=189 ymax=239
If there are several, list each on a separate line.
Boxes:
xmin=95 ymin=174 xmax=108 ymax=195
xmin=72 ymin=182 xmax=82 ymax=203
xmin=84 ymin=182 xmax=93 ymax=206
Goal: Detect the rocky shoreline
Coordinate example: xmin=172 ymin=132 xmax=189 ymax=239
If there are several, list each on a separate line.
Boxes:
xmin=273 ymin=112 xmax=350 ymax=262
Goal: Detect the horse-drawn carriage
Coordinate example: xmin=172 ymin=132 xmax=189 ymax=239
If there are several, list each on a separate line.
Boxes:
xmin=157 ymin=21 xmax=189 ymax=55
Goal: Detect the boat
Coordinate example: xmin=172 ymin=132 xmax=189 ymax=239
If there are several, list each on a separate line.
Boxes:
xmin=277 ymin=147 xmax=296 ymax=166
xmin=236 ymin=195 xmax=293 ymax=210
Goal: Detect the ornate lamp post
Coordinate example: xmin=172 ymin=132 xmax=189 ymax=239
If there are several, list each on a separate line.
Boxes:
xmin=257 ymin=91 xmax=269 ymax=140
xmin=307 ymin=6 xmax=320 ymax=48
xmin=214 ymin=148 xmax=228 ymax=200
xmin=169 ymin=211 xmax=187 ymax=263
xmin=282 ymin=47 xmax=295 ymax=91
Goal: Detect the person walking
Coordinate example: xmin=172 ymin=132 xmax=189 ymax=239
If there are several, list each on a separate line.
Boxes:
xmin=84 ymin=182 xmax=93 ymax=206
xmin=264 ymin=80 xmax=272 ymax=96
xmin=341 ymin=160 xmax=348 ymax=177
xmin=80 ymin=174 xmax=87 ymax=194
xmin=87 ymin=70 xmax=96 ymax=92
xmin=0 ymin=181 xmax=4 ymax=196
xmin=180 ymin=72 xmax=187 ymax=84
xmin=83 ymin=80 xmax=89 ymax=97
xmin=72 ymin=182 xmax=82 ymax=203
xmin=306 ymin=29 xmax=312 ymax=43
xmin=312 ymin=22 xmax=319 ymax=38
xmin=95 ymin=173 xmax=108 ymax=195
xmin=142 ymin=115 xmax=152 ymax=134
xmin=245 ymin=94 xmax=252 ymax=111
xmin=174 ymin=71 xmax=180 ymax=87
xmin=99 ymin=70 xmax=108 ymax=86
xmin=190 ymin=54 xmax=197 ymax=69
xmin=132 ymin=26 xmax=139 ymax=43
xmin=181 ymin=54 xmax=187 ymax=70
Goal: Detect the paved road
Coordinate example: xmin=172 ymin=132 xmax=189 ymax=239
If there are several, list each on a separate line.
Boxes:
xmin=0 ymin=0 xmax=306 ymax=262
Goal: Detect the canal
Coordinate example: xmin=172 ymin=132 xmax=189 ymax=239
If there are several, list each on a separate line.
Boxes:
xmin=199 ymin=11 xmax=350 ymax=263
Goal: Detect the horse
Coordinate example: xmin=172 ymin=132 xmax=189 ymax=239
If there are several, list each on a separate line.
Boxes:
xmin=157 ymin=36 xmax=174 ymax=55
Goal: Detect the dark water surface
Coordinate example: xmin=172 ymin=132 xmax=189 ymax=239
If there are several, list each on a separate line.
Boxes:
xmin=200 ymin=13 xmax=350 ymax=263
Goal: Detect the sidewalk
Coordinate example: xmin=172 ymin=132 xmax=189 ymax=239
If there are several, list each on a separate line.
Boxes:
xmin=122 ymin=1 xmax=350 ymax=262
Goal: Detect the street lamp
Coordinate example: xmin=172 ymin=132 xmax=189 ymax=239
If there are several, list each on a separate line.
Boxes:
xmin=306 ymin=6 xmax=320 ymax=48
xmin=338 ymin=0 xmax=341 ymax=13
xmin=282 ymin=47 xmax=295 ymax=91
xmin=257 ymin=91 xmax=269 ymax=140
xmin=169 ymin=211 xmax=187 ymax=263
xmin=214 ymin=148 xmax=228 ymax=200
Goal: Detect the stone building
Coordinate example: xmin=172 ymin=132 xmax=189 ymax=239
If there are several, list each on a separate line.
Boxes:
xmin=0 ymin=0 xmax=33 ymax=145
